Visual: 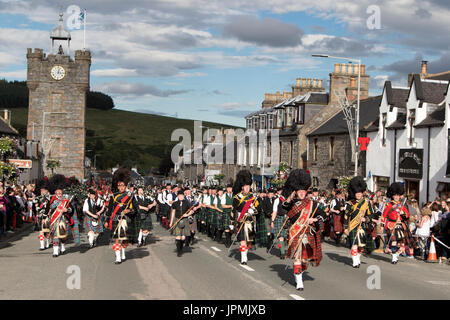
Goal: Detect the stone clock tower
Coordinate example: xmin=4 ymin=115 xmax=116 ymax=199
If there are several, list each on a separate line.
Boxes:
xmin=27 ymin=12 xmax=91 ymax=180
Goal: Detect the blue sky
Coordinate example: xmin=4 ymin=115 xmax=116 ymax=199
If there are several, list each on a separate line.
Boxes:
xmin=0 ymin=0 xmax=449 ymax=127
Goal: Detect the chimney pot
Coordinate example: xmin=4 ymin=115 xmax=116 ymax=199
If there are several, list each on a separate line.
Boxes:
xmin=312 ymin=79 xmax=317 ymax=88
xmin=421 ymin=60 xmax=428 ymax=74
xmin=276 ymin=91 xmax=280 ymax=100
xmin=341 ymin=63 xmax=347 ymax=74
xmin=334 ymin=63 xmax=340 ymax=73
xmin=318 ymin=79 xmax=323 ymax=88
xmin=350 ymin=77 xmax=356 ymax=87
xmin=360 ymin=64 xmax=365 ymax=75
xmin=347 ymin=64 xmax=353 ymax=74
xmin=307 ymin=78 xmax=311 ymax=87
xmin=302 ymin=78 xmax=306 ymax=87
xmin=296 ymin=78 xmax=301 ymax=86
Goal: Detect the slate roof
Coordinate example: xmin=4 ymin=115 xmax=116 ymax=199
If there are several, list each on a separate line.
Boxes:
xmin=415 ymin=105 xmax=445 ymax=128
xmin=411 ymin=74 xmax=447 ymax=104
xmin=387 ymin=113 xmax=406 ymax=129
xmin=0 ymin=117 xmax=19 ymax=136
xmin=308 ymin=95 xmax=382 ymax=136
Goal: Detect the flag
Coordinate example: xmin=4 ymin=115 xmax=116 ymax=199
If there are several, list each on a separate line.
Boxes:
xmin=79 ymin=9 xmax=86 ymax=22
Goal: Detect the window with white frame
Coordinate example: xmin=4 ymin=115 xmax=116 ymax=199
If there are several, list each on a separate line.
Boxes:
xmin=298 ymin=105 xmax=305 ymax=124
xmin=260 ymin=115 xmax=266 ymax=129
xmin=268 ymin=114 xmax=273 ymax=129
xmin=253 ymin=117 xmax=258 ymax=130
xmin=381 ymin=113 xmax=387 ymax=146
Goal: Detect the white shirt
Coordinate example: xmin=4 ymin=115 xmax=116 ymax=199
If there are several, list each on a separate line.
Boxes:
xmin=273 ymin=198 xmax=280 ymax=213
xmin=83 ymin=198 xmax=95 ymax=215
xmin=203 ymin=194 xmax=211 ymax=205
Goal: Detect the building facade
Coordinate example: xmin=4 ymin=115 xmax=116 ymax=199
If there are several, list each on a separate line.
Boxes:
xmin=26 ymin=13 xmax=91 ymax=180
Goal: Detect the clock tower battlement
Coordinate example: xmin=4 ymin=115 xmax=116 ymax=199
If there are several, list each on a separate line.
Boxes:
xmin=26 ymin=12 xmax=91 ymax=180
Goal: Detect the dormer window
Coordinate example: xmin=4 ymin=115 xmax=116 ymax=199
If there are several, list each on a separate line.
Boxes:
xmin=381 ymin=113 xmax=387 ymax=147
xmin=408 ymin=109 xmax=416 ymax=146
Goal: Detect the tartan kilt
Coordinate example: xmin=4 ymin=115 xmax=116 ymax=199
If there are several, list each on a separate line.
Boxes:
xmin=109 ymin=220 xmax=129 ymax=240
xmin=206 ymin=209 xmax=214 ymax=226
xmin=174 ymin=218 xmax=190 ymax=237
xmin=386 ymin=222 xmax=414 ymax=249
xmin=50 ymin=216 xmax=72 ymax=240
xmin=272 ymin=215 xmax=288 ymax=238
xmin=139 ymin=215 xmax=153 ymax=230
xmin=346 ymin=225 xmax=375 ymax=253
xmin=83 ymin=216 xmax=102 ymax=233
xmin=197 ymin=208 xmax=204 ymax=222
xmin=127 ymin=216 xmax=140 ymax=243
xmin=214 ymin=210 xmax=223 ymax=229
xmin=255 ymin=213 xmax=268 ymax=247
xmin=333 ymin=213 xmax=344 ymax=233
xmin=286 ymin=226 xmax=322 ymax=266
xmin=189 ymin=216 xmax=197 ymax=232
xmin=220 ymin=211 xmax=231 ymax=230
xmin=234 ymin=219 xmax=248 ymax=242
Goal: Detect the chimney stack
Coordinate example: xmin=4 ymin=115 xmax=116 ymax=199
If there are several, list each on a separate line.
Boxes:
xmin=350 ymin=77 xmax=356 ymax=87
xmin=360 ymin=64 xmax=365 ymax=75
xmin=2 ymin=110 xmax=11 ymax=125
xmin=421 ymin=60 xmax=428 ymax=75
xmin=302 ymin=78 xmax=306 ymax=87
xmin=276 ymin=91 xmax=280 ymax=100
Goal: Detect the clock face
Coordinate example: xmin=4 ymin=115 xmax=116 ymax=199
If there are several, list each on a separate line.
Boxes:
xmin=50 ymin=66 xmax=65 ymax=80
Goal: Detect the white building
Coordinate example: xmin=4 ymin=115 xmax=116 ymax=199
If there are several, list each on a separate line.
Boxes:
xmin=366 ymin=75 xmax=450 ymax=205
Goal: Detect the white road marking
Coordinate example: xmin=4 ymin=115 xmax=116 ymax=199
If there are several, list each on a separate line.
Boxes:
xmin=426 ymin=280 xmax=450 ymax=286
xmin=211 ymin=246 xmax=221 ymax=252
xmin=240 ymin=264 xmax=255 ymax=272
xmin=290 ymin=294 xmax=305 ymax=300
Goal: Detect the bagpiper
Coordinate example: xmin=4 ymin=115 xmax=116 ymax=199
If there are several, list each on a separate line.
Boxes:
xmin=271 ymin=187 xmax=289 ymax=259
xmin=381 ymin=182 xmax=412 ymax=264
xmin=281 ymin=169 xmax=326 ymax=291
xmin=220 ymin=184 xmax=234 ymax=248
xmin=48 ymin=175 xmax=76 ymax=258
xmin=104 ymin=168 xmax=138 ymax=264
xmin=34 ymin=178 xmax=51 ymax=251
xmin=343 ymin=177 xmax=375 ymax=268
xmin=231 ymin=170 xmax=260 ymax=265
xmin=169 ymin=190 xmax=197 ymax=257
xmin=136 ymin=186 xmax=156 ymax=247
xmin=82 ymin=189 xmax=106 ymax=248
xmin=329 ymin=189 xmax=346 ymax=245
xmin=262 ymin=188 xmax=275 ymax=252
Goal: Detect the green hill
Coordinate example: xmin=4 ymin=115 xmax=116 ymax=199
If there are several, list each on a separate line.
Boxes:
xmin=10 ymin=108 xmax=240 ymax=174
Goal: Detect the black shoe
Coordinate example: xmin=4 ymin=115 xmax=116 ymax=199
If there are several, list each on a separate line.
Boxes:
xmin=177 ymin=251 xmax=182 ymax=257
xmin=356 ymin=264 xmax=360 ymax=268
xmin=40 ymin=248 xmax=45 ymax=251
xmin=137 ymin=243 xmax=142 ymax=247
xmin=280 ymin=256 xmax=285 ymax=260
xmin=89 ymin=244 xmax=94 ymax=249
xmin=53 ymin=254 xmax=58 ymax=258
xmin=241 ymin=261 xmax=247 ymax=265
xmin=296 ymin=288 xmax=304 ymax=291
xmin=115 ymin=261 xmax=122 ymax=265
xmin=392 ymin=261 xmax=398 ymax=264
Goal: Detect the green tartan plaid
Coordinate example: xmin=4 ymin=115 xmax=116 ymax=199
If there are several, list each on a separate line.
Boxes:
xmin=255 ymin=213 xmax=268 ymax=247
xmin=272 ymin=215 xmax=288 ymax=238
xmin=346 ymin=226 xmax=375 ymax=253
xmin=206 ymin=208 xmax=214 ymax=226
xmin=220 ymin=211 xmax=231 ymax=229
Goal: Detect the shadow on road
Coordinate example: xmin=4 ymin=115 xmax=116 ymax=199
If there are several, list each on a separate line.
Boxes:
xmin=269 ymin=264 xmax=314 ymax=287
xmin=127 ymin=247 xmax=150 ymax=260
xmin=0 ymin=223 xmax=34 ymax=250
xmin=325 ymin=252 xmax=352 ymax=266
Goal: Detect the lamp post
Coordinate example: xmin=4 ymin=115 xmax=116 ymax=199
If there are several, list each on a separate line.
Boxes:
xmin=312 ymin=54 xmax=361 ymax=176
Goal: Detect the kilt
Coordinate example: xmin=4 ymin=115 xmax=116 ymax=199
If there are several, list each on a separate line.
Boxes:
xmin=212 ymin=209 xmax=221 ymax=229
xmin=83 ymin=216 xmax=103 ymax=233
xmin=50 ymin=216 xmax=72 ymax=241
xmin=286 ymin=226 xmax=322 ymax=266
xmin=198 ymin=207 xmax=206 ymax=222
xmin=255 ymin=213 xmax=268 ymax=247
xmin=38 ymin=216 xmax=51 ymax=233
xmin=386 ymin=222 xmax=413 ymax=249
xmin=272 ymin=215 xmax=288 ymax=238
xmin=189 ymin=216 xmax=197 ymax=233
xmin=332 ymin=213 xmax=344 ymax=234
xmin=234 ymin=219 xmax=253 ymax=242
xmin=220 ymin=211 xmax=231 ymax=230
xmin=346 ymin=225 xmax=375 ymax=253
xmin=139 ymin=215 xmax=153 ymax=230
xmin=206 ymin=209 xmax=214 ymax=227
xmin=173 ymin=218 xmax=190 ymax=237
xmin=110 ymin=219 xmax=129 ymax=240
xmin=127 ymin=216 xmax=140 ymax=243
xmin=264 ymin=217 xmax=271 ymax=234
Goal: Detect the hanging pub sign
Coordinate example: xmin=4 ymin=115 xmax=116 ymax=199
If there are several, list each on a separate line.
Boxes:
xmin=398 ymin=148 xmax=423 ymax=179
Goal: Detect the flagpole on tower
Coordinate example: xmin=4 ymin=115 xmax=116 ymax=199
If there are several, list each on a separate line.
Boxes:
xmin=83 ymin=8 xmax=86 ymax=51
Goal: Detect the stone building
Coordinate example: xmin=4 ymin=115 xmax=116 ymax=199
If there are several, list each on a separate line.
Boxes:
xmin=307 ymin=95 xmax=381 ymax=190
xmin=26 ymin=13 xmax=91 ymax=180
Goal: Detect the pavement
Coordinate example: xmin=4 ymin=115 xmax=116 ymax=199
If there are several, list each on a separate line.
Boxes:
xmin=1 ymin=217 xmax=450 ymax=300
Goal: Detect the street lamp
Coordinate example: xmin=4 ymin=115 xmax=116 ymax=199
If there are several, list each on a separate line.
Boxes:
xmin=312 ymin=54 xmax=361 ymax=177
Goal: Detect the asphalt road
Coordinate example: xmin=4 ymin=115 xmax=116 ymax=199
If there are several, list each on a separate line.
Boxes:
xmin=1 ymin=218 xmax=450 ymax=300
